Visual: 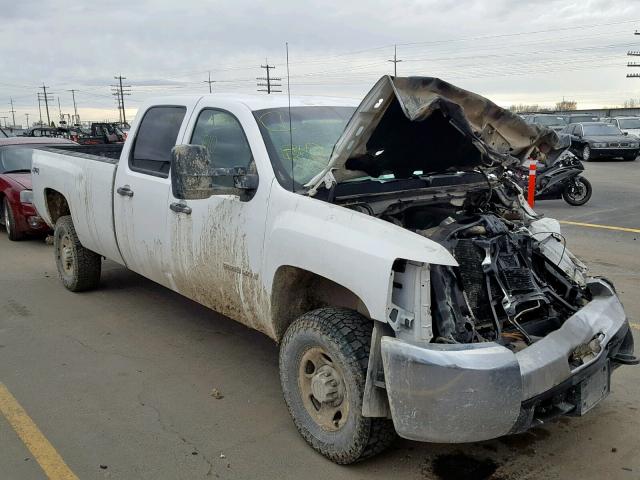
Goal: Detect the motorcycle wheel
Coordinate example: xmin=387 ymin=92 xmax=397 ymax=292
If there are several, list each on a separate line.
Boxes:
xmin=562 ymin=177 xmax=592 ymax=206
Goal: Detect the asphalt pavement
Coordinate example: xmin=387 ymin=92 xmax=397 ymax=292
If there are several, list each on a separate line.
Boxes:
xmin=0 ymin=159 xmax=638 ymax=480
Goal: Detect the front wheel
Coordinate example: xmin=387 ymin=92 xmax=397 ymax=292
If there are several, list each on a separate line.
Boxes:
xmin=582 ymin=145 xmax=591 ymax=161
xmin=279 ymin=308 xmax=396 ymax=464
xmin=2 ymin=198 xmax=25 ymax=241
xmin=54 ymin=215 xmax=102 ymax=291
xmin=562 ymin=176 xmax=592 ymax=206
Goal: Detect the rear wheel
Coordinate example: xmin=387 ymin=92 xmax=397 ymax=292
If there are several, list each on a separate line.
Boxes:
xmin=562 ymin=176 xmax=592 ymax=206
xmin=54 ymin=215 xmax=102 ymax=291
xmin=2 ymin=198 xmax=24 ymax=241
xmin=279 ymin=308 xmax=396 ymax=464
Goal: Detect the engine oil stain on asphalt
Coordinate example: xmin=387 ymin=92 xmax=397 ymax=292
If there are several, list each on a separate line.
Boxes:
xmin=427 ymin=452 xmax=500 ymax=480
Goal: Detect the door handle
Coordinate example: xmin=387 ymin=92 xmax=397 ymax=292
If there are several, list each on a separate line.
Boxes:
xmin=170 ymin=202 xmax=192 ymax=215
xmin=117 ymin=185 xmax=134 ymax=197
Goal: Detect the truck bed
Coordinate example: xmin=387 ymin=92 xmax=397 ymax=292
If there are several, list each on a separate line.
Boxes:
xmin=31 ymin=145 xmax=124 ymax=265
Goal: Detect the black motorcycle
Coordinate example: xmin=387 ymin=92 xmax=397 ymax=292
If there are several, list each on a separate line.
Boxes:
xmin=515 ymin=150 xmax=592 ymax=206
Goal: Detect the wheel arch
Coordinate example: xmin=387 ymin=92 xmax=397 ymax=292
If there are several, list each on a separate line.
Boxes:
xmin=44 ymin=188 xmax=71 ymax=225
xmin=270 ymin=265 xmax=372 ymax=342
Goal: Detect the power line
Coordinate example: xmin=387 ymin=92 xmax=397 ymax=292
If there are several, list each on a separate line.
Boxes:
xmin=257 ymin=61 xmax=282 ymax=94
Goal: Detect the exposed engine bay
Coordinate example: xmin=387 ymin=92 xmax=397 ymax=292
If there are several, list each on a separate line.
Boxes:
xmin=335 ymin=170 xmax=590 ymax=353
xmin=309 ymin=75 xmax=593 ymax=353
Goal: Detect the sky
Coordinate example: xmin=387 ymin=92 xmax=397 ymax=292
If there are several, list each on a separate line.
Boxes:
xmin=1 ymin=0 xmax=640 ymax=127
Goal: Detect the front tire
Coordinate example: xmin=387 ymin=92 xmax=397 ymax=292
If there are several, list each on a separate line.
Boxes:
xmin=582 ymin=145 xmax=591 ymax=161
xmin=2 ymin=198 xmax=24 ymax=241
xmin=279 ymin=308 xmax=396 ymax=464
xmin=562 ymin=176 xmax=592 ymax=206
xmin=53 ymin=215 xmax=101 ymax=291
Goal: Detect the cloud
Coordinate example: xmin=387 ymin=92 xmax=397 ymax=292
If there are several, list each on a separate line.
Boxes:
xmin=1 ymin=0 xmax=640 ymax=124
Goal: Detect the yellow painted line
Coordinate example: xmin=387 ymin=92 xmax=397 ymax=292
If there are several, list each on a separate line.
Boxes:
xmin=559 ymin=220 xmax=640 ymax=234
xmin=0 ymin=383 xmax=78 ymax=480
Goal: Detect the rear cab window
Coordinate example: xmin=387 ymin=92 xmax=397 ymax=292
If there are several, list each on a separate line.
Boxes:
xmin=130 ymin=106 xmax=187 ymax=177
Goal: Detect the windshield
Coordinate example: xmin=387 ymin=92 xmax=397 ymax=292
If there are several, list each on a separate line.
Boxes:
xmin=534 ymin=116 xmax=566 ymax=127
xmin=619 ymin=118 xmax=640 ymax=129
xmin=583 ymin=124 xmax=623 ymax=136
xmin=570 ymin=115 xmax=598 ymax=123
xmin=0 ymin=146 xmax=35 ymax=173
xmin=254 ymin=106 xmax=355 ymax=190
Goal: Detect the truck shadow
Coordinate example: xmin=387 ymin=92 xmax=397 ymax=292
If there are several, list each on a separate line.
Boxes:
xmin=94 ymin=263 xmax=631 ymax=480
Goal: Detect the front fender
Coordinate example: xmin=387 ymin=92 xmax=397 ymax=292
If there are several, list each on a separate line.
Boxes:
xmin=263 ymin=185 xmax=457 ymax=322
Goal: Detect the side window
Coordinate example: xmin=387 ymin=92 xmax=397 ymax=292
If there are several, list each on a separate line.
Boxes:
xmin=190 ymin=109 xmax=254 ymax=187
xmin=130 ymin=106 xmax=186 ymax=177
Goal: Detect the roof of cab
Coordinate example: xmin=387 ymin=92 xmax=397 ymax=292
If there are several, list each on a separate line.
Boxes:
xmin=142 ymin=93 xmax=361 ymax=111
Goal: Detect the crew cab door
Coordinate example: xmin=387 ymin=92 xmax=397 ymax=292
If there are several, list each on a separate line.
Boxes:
xmin=114 ymin=105 xmax=188 ymax=286
xmin=166 ymin=105 xmax=273 ymax=335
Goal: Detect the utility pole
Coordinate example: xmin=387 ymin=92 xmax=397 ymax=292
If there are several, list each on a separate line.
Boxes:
xmin=40 ymin=83 xmax=52 ymax=125
xmin=37 ymin=93 xmax=43 ymax=124
xmin=257 ymin=60 xmax=282 ymax=94
xmin=9 ymin=98 xmax=16 ymax=127
xmin=25 ymin=113 xmax=30 ymax=128
xmin=68 ymin=89 xmax=79 ymax=124
xmin=387 ymin=44 xmax=403 ymax=77
xmin=627 ymin=31 xmax=640 ymax=78
xmin=203 ymin=71 xmax=215 ymax=93
xmin=111 ymin=75 xmax=131 ymax=124
xmin=57 ymin=96 xmax=64 ymax=124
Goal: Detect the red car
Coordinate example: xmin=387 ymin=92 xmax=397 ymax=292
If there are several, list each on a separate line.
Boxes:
xmin=0 ymin=137 xmax=76 ymax=240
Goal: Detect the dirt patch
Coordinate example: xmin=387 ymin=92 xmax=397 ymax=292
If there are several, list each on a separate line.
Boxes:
xmin=425 ymin=452 xmax=500 ymax=480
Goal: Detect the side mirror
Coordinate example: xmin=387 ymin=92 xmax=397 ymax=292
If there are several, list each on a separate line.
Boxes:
xmin=171 ymin=144 xmax=215 ymax=200
xmin=624 ymin=131 xmax=629 ymax=136
xmin=170 ymin=144 xmax=259 ymax=200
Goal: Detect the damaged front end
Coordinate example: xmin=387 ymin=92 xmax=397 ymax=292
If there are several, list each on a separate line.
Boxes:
xmin=313 ymin=76 xmax=636 ymax=443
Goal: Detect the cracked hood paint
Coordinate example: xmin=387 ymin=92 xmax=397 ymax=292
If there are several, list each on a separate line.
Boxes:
xmin=308 ymin=76 xmax=563 ymax=192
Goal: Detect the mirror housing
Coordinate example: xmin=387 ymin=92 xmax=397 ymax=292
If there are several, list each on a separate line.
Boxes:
xmin=171 ymin=144 xmax=258 ymax=200
xmin=171 ymin=144 xmax=215 ymax=200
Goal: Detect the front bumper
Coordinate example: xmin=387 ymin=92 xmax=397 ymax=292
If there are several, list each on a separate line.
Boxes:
xmin=590 ymin=147 xmax=639 ymax=158
xmin=380 ymin=278 xmax=634 ymax=443
xmin=16 ymin=203 xmax=49 ymax=234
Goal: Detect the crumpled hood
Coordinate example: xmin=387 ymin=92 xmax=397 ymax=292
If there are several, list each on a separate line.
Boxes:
xmin=308 ymin=75 xmax=562 ymax=192
xmin=3 ymin=172 xmax=32 ymax=189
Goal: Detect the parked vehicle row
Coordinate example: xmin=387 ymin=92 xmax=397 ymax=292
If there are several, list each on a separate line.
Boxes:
xmin=561 ymin=122 xmax=639 ymax=161
xmin=1 ymin=76 xmax=629 ymax=464
xmin=523 ymin=114 xmax=640 ymax=159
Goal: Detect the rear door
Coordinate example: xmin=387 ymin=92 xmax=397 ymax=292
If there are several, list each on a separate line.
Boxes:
xmin=113 ymin=104 xmax=189 ymax=287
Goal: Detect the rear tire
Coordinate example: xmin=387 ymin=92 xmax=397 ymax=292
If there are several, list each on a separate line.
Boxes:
xmin=279 ymin=307 xmax=396 ymax=464
xmin=562 ymin=176 xmax=592 ymax=206
xmin=53 ymin=215 xmax=101 ymax=291
xmin=2 ymin=198 xmax=24 ymax=241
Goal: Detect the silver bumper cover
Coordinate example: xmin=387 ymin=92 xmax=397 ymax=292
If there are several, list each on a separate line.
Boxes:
xmin=380 ymin=278 xmax=631 ymax=443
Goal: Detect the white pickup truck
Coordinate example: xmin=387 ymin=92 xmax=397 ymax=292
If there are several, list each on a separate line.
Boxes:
xmin=31 ymin=76 xmax=635 ymax=463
